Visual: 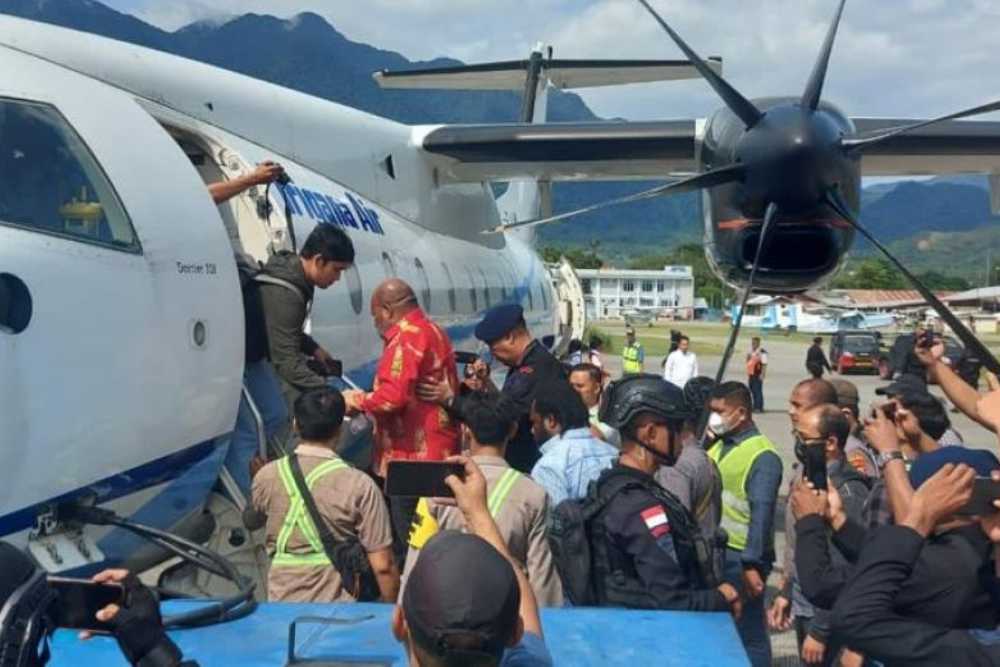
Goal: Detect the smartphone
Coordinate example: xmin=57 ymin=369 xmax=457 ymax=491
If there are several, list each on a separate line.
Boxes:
xmin=385 ymin=461 xmax=465 ymax=497
xmin=47 ymin=577 xmax=125 ymax=632
xmin=957 ymin=477 xmax=1000 ymax=516
xmin=802 ymin=444 xmax=827 ymax=492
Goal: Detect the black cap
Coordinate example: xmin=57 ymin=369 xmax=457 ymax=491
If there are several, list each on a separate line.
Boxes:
xmin=600 ymin=373 xmax=689 ymax=429
xmin=474 ymin=304 xmax=524 ymax=343
xmin=403 ymin=531 xmax=519 ymax=660
xmin=875 ymin=373 xmax=928 ymax=397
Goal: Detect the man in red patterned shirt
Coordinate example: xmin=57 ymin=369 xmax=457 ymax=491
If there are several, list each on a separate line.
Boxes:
xmin=343 ymin=278 xmax=460 ymax=560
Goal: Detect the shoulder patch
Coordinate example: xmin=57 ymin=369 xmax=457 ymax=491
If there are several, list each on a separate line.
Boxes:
xmin=407 ymin=498 xmax=439 ymax=549
xmin=640 ymin=505 xmax=670 ymax=538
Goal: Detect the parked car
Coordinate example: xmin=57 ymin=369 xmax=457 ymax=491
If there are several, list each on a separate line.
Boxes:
xmin=830 ymin=330 xmax=881 ymax=375
xmin=878 ymin=333 xmax=980 ymax=387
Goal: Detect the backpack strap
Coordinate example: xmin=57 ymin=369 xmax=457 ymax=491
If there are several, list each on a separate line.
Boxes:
xmin=254 ymin=274 xmax=308 ymax=305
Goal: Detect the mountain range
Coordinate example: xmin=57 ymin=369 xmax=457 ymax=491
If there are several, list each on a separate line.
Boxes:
xmin=3 ymin=0 xmax=999 ymax=279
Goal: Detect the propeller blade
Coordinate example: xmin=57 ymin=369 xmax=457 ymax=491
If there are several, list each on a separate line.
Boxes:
xmin=635 ymin=0 xmax=763 ymax=129
xmin=824 ymin=187 xmax=1000 ymax=376
xmin=712 ymin=201 xmax=780 ymax=387
xmin=844 ymin=98 xmax=1000 ymax=152
xmin=486 ymin=163 xmax=744 ymax=233
xmin=801 ymin=0 xmax=847 ymax=111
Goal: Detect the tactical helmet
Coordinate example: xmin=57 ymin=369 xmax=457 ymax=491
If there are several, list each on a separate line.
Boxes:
xmin=600 ymin=373 xmax=689 ymax=431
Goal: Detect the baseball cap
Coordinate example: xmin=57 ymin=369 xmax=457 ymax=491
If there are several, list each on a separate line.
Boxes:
xmin=829 ymin=379 xmax=859 ymax=407
xmin=402 ymin=531 xmax=519 ymax=661
xmin=474 ymin=304 xmax=524 ymax=344
xmin=875 ymin=373 xmax=928 ymax=397
xmin=909 ymin=447 xmax=1000 ymax=489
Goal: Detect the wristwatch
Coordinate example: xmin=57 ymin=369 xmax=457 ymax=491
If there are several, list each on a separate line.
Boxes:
xmin=876 ymin=450 xmax=905 ymax=470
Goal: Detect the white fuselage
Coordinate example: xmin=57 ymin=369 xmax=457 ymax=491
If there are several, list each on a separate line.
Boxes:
xmin=0 ymin=16 xmax=554 ymax=556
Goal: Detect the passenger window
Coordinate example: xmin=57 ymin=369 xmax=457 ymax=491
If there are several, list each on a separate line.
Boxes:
xmin=478 ymin=268 xmax=492 ymax=308
xmin=381 ymin=251 xmax=396 ymax=277
xmin=414 ymin=258 xmax=432 ymax=312
xmin=465 ymin=267 xmax=479 ymax=312
xmin=345 ymin=264 xmax=363 ymax=315
xmin=0 ymin=98 xmax=139 ymax=252
xmin=441 ymin=262 xmax=457 ymax=313
xmin=498 ymin=269 xmax=510 ymax=302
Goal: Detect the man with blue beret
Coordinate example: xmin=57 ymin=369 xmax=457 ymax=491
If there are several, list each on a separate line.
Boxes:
xmin=419 ymin=304 xmax=566 ymax=472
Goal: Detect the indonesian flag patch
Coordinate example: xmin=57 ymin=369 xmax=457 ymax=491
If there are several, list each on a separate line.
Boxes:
xmin=641 ymin=506 xmax=670 ymax=538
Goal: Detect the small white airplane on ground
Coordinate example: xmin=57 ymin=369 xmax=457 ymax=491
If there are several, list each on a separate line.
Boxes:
xmin=0 ymin=16 xmax=714 ymax=578
xmin=4 ymin=1 xmax=1000 ymax=587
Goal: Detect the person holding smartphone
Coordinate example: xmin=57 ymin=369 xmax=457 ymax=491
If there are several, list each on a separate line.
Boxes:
xmin=774 ymin=405 xmax=871 ymax=666
xmin=0 ymin=542 xmax=194 ymax=666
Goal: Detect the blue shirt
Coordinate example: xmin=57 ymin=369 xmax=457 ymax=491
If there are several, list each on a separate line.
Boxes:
xmin=502 ymin=632 xmax=553 ymax=666
xmin=531 ymin=428 xmax=617 ymax=505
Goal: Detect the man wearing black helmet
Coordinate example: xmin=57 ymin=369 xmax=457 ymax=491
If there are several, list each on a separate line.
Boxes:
xmin=586 ymin=374 xmax=741 ymax=614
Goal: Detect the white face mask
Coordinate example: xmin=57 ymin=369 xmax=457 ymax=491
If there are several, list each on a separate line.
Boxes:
xmin=708 ymin=411 xmax=733 ymax=436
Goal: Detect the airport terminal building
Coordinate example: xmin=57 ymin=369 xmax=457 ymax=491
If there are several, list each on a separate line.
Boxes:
xmin=577 ymin=266 xmax=695 ymax=320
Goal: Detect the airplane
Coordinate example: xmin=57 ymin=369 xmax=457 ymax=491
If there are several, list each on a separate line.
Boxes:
xmin=0 ymin=13 xmax=721 ymax=584
xmin=3 ymin=0 xmax=1000 ymax=607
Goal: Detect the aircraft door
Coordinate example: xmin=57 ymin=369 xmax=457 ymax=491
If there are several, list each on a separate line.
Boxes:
xmin=0 ymin=48 xmax=242 ymax=521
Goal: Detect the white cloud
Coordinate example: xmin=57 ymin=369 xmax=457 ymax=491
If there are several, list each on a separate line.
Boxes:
xmin=106 ymin=0 xmax=1000 ymax=123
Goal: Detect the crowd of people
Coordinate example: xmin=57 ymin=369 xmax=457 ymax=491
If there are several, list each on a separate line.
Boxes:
xmin=3 ymin=164 xmax=1000 ymax=666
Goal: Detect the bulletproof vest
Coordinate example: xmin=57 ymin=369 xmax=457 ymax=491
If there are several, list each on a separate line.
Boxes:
xmin=590 ymin=467 xmax=724 ymax=609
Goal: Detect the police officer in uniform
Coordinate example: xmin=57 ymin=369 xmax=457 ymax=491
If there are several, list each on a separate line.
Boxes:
xmin=621 ymin=327 xmax=645 ymax=375
xmin=418 ymin=304 xmax=565 ymax=473
xmin=587 ymin=374 xmax=742 ymax=614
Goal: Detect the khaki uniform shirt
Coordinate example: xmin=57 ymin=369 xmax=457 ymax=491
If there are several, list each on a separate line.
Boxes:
xmin=401 ymin=454 xmax=564 ymax=607
xmin=251 ymin=444 xmax=393 ymax=603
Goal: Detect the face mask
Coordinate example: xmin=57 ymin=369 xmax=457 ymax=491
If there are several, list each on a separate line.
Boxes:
xmin=708 ymin=411 xmax=733 ymax=436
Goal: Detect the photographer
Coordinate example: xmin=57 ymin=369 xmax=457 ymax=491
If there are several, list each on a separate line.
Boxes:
xmin=831 ymin=462 xmax=1000 ymax=666
xmin=0 ymin=542 xmax=194 ymax=666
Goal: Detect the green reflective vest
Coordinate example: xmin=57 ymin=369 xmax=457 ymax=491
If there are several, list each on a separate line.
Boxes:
xmin=272 ymin=456 xmax=348 ymax=568
xmin=622 ymin=343 xmax=644 ymax=374
xmin=707 ymin=434 xmax=777 ymax=552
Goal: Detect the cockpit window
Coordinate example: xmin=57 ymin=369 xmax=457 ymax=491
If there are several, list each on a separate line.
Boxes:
xmin=0 ymin=98 xmax=139 ymax=253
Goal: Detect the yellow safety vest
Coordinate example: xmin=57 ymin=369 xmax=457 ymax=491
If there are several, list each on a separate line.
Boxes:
xmin=707 ymin=434 xmax=777 ymax=552
xmin=409 ymin=468 xmax=521 ymax=549
xmin=272 ymin=456 xmax=348 ymax=568
xmin=622 ymin=343 xmax=643 ymax=374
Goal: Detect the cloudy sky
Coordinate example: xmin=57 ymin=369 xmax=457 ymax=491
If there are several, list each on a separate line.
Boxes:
xmin=101 ymin=0 xmax=1000 ymax=123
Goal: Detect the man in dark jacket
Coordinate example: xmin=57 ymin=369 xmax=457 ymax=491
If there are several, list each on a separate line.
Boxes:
xmin=806 ymin=337 xmax=831 ymax=378
xmin=779 ymin=405 xmax=870 ymax=666
xmin=419 ymin=304 xmax=566 ymax=473
xmin=259 ymin=224 xmax=355 ymax=408
xmin=590 ymin=375 xmax=742 ymax=615
xmin=829 ymin=458 xmax=1000 ymax=666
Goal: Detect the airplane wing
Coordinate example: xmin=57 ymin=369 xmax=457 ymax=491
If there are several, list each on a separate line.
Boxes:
xmin=853 ymin=117 xmax=1000 ymax=177
xmin=413 ymin=120 xmax=699 ymax=183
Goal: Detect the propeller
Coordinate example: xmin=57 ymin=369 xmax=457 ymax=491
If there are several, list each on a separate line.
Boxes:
xmin=843 ymin=97 xmax=1000 ymax=152
xmin=712 ymin=202 xmax=780 ymax=386
xmin=636 ymin=0 xmax=762 ymax=129
xmin=801 ymin=0 xmax=846 ymax=111
xmin=823 ymin=187 xmax=1000 ymax=376
xmin=486 ymin=163 xmax=744 ymax=233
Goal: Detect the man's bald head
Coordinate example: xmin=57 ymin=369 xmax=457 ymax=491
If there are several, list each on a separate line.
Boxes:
xmin=371 ymin=278 xmax=419 ymax=333
xmin=789 ymin=378 xmax=838 ymax=427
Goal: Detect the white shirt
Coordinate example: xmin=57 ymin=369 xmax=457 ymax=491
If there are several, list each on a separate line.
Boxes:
xmin=663 ymin=349 xmax=699 ymax=387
